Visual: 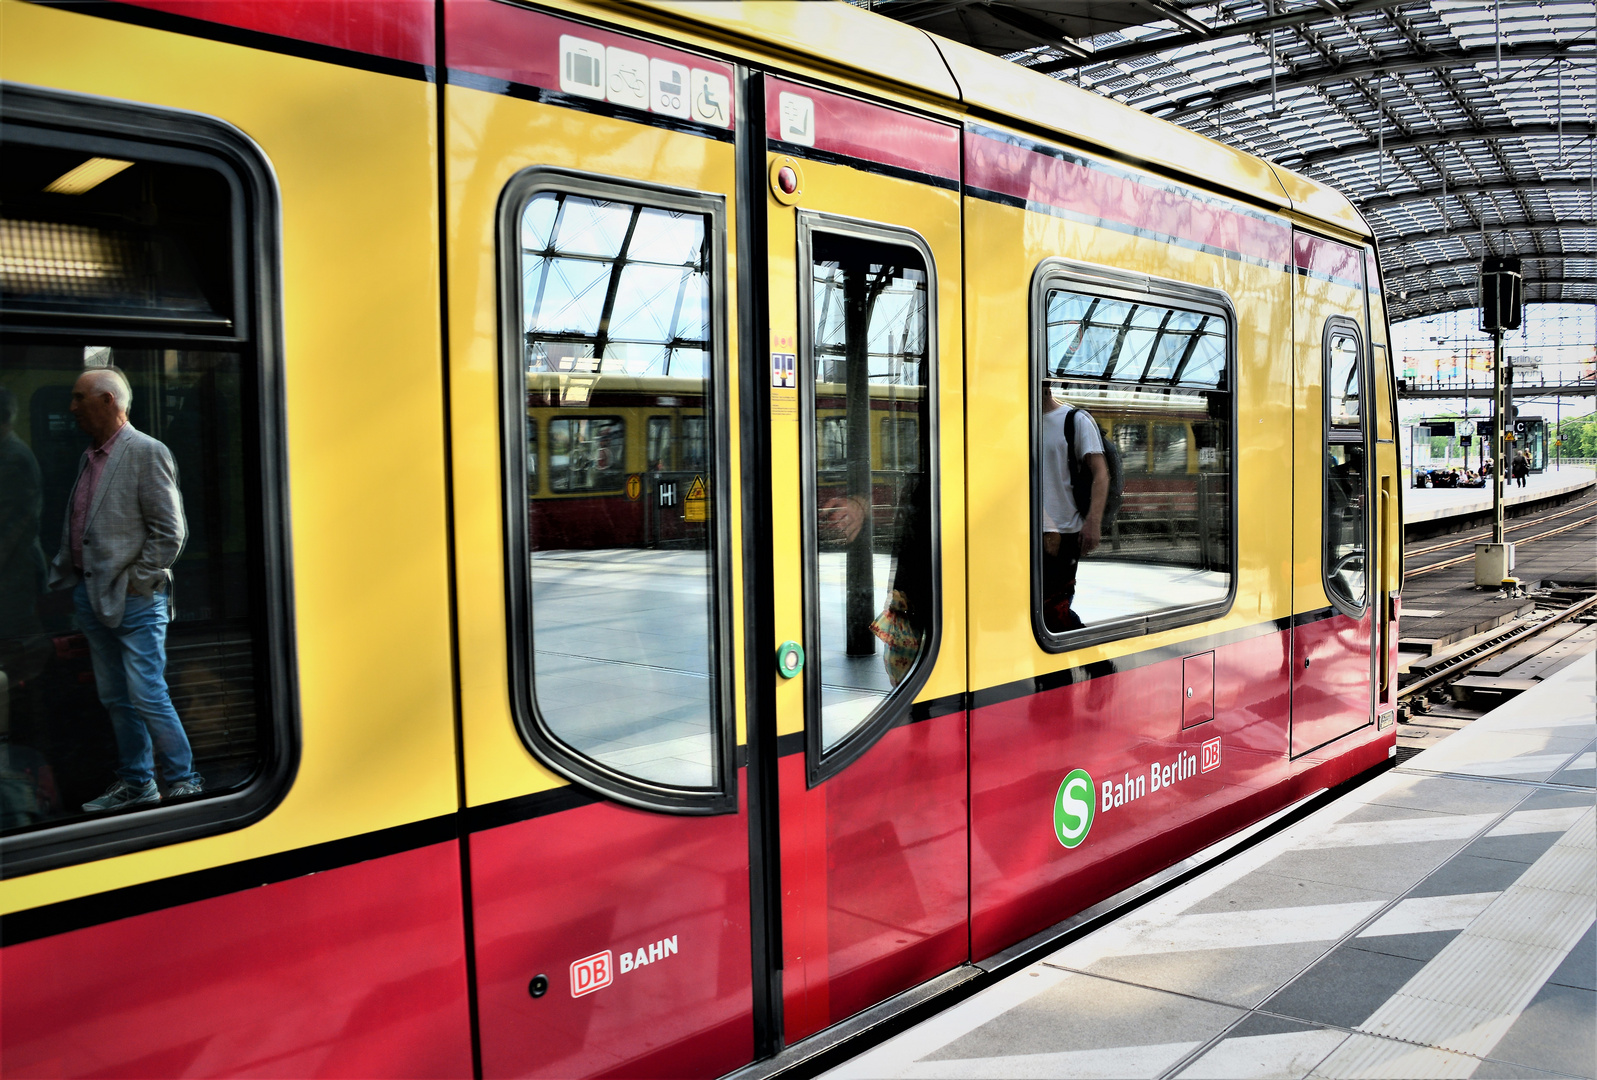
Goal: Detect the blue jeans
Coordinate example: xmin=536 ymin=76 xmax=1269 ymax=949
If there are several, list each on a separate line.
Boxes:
xmin=74 ymin=582 xmax=198 ymax=787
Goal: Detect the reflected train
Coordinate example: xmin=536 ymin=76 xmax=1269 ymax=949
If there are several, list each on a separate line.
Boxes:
xmin=0 ymin=2 xmax=1402 ymax=1077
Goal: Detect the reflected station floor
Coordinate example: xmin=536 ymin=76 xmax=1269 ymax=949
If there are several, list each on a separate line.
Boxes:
xmin=1404 ymin=466 xmax=1595 ymax=525
xmin=823 ymin=654 xmax=1596 ymax=1080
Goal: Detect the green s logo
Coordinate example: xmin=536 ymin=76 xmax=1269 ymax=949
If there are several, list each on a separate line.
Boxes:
xmin=1054 ymin=769 xmax=1095 ymax=849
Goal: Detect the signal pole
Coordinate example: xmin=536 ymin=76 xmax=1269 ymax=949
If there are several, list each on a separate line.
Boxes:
xmin=1475 ymin=256 xmax=1521 ymax=588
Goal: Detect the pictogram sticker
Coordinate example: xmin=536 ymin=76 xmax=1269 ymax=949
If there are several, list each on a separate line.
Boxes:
xmin=626 ymin=474 xmax=642 ymax=501
xmin=684 ymin=475 xmax=708 ymax=522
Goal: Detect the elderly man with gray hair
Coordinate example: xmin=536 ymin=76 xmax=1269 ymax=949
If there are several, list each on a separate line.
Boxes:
xmin=48 ymin=366 xmax=201 ymax=812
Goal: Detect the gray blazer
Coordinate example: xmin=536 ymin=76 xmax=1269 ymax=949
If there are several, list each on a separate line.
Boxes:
xmin=48 ymin=425 xmax=187 ymax=628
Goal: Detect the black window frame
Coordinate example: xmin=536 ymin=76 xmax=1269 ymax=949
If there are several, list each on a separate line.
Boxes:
xmin=1030 ymin=259 xmax=1238 ymax=654
xmin=796 ymin=211 xmax=941 ymax=788
xmin=1322 ymin=315 xmax=1369 ymax=619
xmin=498 ymin=167 xmax=735 ymax=815
xmin=0 ymin=85 xmax=297 ymax=878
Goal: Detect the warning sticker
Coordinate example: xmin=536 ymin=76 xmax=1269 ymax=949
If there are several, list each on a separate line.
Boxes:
xmin=685 ymin=475 xmax=708 ymax=522
xmin=771 ymin=351 xmax=798 ymax=419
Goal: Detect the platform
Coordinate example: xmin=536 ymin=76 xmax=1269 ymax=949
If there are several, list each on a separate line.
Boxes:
xmin=1404 ymin=466 xmax=1595 ymax=529
xmin=825 ymin=654 xmax=1596 ymax=1080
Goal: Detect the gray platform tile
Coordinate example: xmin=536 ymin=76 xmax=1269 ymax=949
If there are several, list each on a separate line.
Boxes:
xmin=1514 ymin=788 xmax=1597 ymax=813
xmin=1334 ymin=802 xmax=1458 ymax=826
xmin=1069 ymin=940 xmax=1332 ymax=1009
xmin=1468 ymin=1062 xmax=1576 ymax=1080
xmin=1176 ymin=1025 xmax=1349 ymax=1080
xmin=1547 ymin=921 xmax=1595 ymax=992
xmin=1181 ymin=871 xmax=1393 ymax=917
xmin=1253 ymin=838 xmax=1469 ymax=895
xmin=1262 ymin=945 xmax=1427 ymax=1028
xmin=1477 ymin=982 xmax=1597 ymax=1079
xmin=1463 ymin=830 xmax=1566 ymax=866
xmin=1365 ymin=773 xmax=1530 ymax=817
xmin=1551 ymin=758 xmax=1596 ymax=789
xmin=1349 ymin=928 xmax=1460 ymax=962
xmin=920 ymin=970 xmax=1243 ymax=1070
xmin=1408 ymin=853 xmax=1537 ymax=898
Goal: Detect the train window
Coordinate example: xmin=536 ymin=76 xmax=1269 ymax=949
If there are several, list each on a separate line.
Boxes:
xmin=1114 ymin=422 xmax=1150 ymax=475
xmin=882 ymin=415 xmax=919 ymax=471
xmin=501 ymin=173 xmax=733 ymax=812
xmin=547 ymin=416 xmax=626 ymax=493
xmin=680 ymin=415 xmax=706 ymax=474
xmin=646 ymin=416 xmax=673 ymax=471
xmin=799 ymin=216 xmax=938 ymax=784
xmin=526 ymin=416 xmax=539 ymax=489
xmin=1324 ymin=320 xmax=1367 ymax=613
xmin=1032 ymin=265 xmax=1235 ymax=649
xmin=0 ymin=88 xmax=292 ymax=873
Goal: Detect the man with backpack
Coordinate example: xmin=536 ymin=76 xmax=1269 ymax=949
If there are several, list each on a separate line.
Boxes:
xmin=1040 ymin=392 xmax=1108 ymax=633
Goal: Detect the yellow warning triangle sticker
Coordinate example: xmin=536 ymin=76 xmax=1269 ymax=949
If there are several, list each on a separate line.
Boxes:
xmin=687 ymin=475 xmax=707 ymax=500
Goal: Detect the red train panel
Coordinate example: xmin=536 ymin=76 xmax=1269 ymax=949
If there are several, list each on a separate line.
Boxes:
xmin=970 ymin=627 xmax=1388 ymax=960
xmin=468 ymin=791 xmax=753 ymax=1080
xmin=2 ymin=843 xmax=472 ymax=1079
xmin=780 ymin=714 xmax=969 ymax=1043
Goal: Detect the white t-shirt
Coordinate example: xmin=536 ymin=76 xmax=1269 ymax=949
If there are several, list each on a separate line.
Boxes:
xmin=1040 ymin=406 xmax=1105 ymax=534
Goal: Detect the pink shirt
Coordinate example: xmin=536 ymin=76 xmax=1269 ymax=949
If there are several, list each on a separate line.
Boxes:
xmin=69 ymin=422 xmax=128 ymax=571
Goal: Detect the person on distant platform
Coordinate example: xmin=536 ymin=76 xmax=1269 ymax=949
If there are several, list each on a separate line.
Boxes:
xmin=1511 ymin=448 xmax=1529 ymax=489
xmin=48 ymin=367 xmax=202 ymax=812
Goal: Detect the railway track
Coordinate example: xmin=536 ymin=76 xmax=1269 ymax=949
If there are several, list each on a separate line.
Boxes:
xmin=1404 ymin=512 xmax=1597 ymax=578
xmin=1397 ymin=590 xmax=1597 ymax=702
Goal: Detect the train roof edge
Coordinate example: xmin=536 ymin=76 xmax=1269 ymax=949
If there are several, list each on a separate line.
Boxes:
xmin=601 ymin=0 xmax=1369 ymax=239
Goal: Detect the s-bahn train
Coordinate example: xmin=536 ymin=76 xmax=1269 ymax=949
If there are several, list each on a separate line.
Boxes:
xmin=0 ymin=2 xmax=1403 ymax=1076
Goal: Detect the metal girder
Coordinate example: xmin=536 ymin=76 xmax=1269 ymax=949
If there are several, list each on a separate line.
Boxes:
xmin=1360 ymin=179 xmax=1597 ymax=214
xmin=1283 ymin=123 xmax=1597 ymax=170
xmin=1151 ymin=42 xmax=1588 ymax=122
xmin=1028 ymin=0 xmax=1412 ymax=72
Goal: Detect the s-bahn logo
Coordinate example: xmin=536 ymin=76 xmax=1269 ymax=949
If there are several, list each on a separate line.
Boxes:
xmin=1055 ymin=739 xmax=1224 ymax=850
xmin=1054 ymin=768 xmax=1095 ymax=849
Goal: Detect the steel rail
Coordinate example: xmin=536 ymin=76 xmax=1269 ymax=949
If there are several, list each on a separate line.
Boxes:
xmin=1397 ymin=591 xmax=1597 ymax=701
xmin=1407 ymin=500 xmax=1595 ymax=558
xmin=1405 ymin=514 xmax=1596 ymax=577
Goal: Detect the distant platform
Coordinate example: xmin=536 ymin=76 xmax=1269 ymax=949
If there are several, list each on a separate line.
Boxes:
xmin=824 ymin=654 xmax=1596 ymax=1080
xmin=1404 ymin=466 xmax=1595 ymax=525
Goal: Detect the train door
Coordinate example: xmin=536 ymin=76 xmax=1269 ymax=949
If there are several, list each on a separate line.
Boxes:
xmin=1366 ymin=248 xmax=1402 ymax=729
xmin=1291 ymin=232 xmax=1375 ymax=755
xmin=442 ymin=5 xmax=755 ymax=1077
xmin=756 ymin=77 xmax=969 ymax=1043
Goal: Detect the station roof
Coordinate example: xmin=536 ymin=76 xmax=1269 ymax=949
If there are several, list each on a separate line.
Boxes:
xmin=877 ymin=0 xmax=1596 ymax=323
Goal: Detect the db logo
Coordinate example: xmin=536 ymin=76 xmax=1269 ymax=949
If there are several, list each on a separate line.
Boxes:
xmin=1200 ymin=737 xmax=1222 ymax=774
xmin=570 ymin=950 xmax=613 ymax=997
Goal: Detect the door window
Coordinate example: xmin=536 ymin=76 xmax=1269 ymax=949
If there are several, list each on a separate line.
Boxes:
xmin=1324 ymin=320 xmax=1367 ymax=613
xmin=800 ymin=219 xmax=938 ymax=782
xmin=502 ymin=174 xmax=732 ymax=811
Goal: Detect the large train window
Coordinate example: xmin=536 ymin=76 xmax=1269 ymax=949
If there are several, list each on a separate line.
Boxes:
xmin=797 ymin=214 xmax=939 ymax=786
xmin=499 ymin=170 xmax=733 ymax=814
xmin=1324 ymin=318 xmax=1367 ymax=614
xmin=1031 ymin=262 xmax=1235 ymax=651
xmin=0 ymin=87 xmax=292 ymax=873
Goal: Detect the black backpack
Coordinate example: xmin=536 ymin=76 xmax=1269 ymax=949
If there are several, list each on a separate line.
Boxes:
xmin=1065 ymin=408 xmax=1123 ymax=527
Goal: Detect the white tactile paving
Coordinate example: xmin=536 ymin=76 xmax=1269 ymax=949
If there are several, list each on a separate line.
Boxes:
xmin=1307 ymin=1033 xmax=1481 ymax=1079
xmin=1348 ymin=809 xmax=1596 ymax=1059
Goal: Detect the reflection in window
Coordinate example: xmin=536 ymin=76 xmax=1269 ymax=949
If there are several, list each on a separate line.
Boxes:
xmin=517 ymin=189 xmax=719 ymax=790
xmin=646 ymin=416 xmax=673 ymax=471
xmin=809 ymin=231 xmax=933 ymax=753
xmin=1037 ymin=284 xmax=1232 ymax=639
xmin=1 ymin=133 xmax=269 ymax=842
xmin=1324 ymin=327 xmax=1366 ymax=610
xmin=525 ymin=415 xmax=539 ymax=489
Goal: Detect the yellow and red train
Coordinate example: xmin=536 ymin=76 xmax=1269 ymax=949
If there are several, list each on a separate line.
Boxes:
xmin=0 ymin=2 xmax=1401 ymax=1076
